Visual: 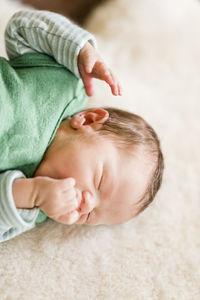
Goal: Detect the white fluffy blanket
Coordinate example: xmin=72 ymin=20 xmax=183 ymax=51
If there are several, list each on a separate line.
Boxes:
xmin=0 ymin=0 xmax=200 ymax=299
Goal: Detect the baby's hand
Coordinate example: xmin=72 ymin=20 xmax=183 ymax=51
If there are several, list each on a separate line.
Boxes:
xmin=33 ymin=176 xmax=80 ymax=224
xmin=78 ymin=42 xmax=122 ymax=97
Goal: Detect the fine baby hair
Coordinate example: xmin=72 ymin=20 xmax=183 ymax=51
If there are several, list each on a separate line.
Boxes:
xmin=95 ymin=107 xmax=164 ymax=213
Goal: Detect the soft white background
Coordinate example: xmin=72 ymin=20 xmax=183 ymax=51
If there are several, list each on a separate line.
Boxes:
xmin=0 ymin=0 xmax=200 ymax=299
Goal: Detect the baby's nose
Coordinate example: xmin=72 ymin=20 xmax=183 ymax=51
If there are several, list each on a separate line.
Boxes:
xmin=78 ymin=190 xmax=95 ymax=214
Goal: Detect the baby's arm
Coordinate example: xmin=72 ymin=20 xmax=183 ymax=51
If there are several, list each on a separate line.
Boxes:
xmin=13 ymin=176 xmax=80 ymax=225
xmin=0 ymin=171 xmax=39 ymax=242
xmin=5 ymin=10 xmax=121 ymax=96
xmin=5 ymin=10 xmax=95 ymax=78
xmin=0 ymin=172 xmax=80 ymax=242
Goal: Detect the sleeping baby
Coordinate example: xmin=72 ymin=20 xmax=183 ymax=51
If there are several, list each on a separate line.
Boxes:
xmin=0 ymin=10 xmax=164 ymax=242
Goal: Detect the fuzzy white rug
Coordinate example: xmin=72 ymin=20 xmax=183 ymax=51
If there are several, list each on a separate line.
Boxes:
xmin=0 ymin=0 xmax=200 ymax=299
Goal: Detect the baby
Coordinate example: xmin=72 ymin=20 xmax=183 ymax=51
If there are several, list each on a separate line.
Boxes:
xmin=0 ymin=10 xmax=163 ymax=242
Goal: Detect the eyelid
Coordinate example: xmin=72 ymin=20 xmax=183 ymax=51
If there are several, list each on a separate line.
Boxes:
xmin=98 ymin=172 xmax=104 ymax=191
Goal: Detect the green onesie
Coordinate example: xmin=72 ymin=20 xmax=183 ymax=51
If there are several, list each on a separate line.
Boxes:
xmin=0 ymin=53 xmax=87 ymax=222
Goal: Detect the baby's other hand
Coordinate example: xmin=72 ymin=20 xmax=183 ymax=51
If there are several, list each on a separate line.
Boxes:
xmin=78 ymin=42 xmax=122 ymax=97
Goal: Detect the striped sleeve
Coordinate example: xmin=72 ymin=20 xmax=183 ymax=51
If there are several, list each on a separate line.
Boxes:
xmin=0 ymin=171 xmax=39 ymax=243
xmin=4 ymin=10 xmax=97 ymax=78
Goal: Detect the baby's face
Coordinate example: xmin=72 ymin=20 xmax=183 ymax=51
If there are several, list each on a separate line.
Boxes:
xmin=35 ymin=130 xmax=153 ymax=226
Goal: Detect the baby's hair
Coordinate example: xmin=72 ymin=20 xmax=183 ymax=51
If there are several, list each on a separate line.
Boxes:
xmin=96 ymin=107 xmax=164 ymax=214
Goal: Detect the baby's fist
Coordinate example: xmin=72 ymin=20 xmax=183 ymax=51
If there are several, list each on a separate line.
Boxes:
xmin=33 ymin=176 xmax=79 ymax=223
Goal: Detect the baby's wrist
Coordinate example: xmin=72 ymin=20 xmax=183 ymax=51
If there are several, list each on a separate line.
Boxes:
xmin=12 ymin=178 xmax=36 ymax=209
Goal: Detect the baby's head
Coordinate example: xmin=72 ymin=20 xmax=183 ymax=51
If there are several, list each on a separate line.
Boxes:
xmin=36 ymin=107 xmax=164 ymax=225
xmin=95 ymin=107 xmax=164 ymax=216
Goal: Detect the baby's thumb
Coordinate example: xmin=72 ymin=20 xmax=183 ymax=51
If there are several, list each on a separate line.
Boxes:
xmin=83 ymin=53 xmax=95 ymax=74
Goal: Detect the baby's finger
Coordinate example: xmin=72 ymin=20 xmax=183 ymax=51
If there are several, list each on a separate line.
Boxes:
xmin=57 ymin=210 xmax=80 ymax=225
xmin=62 ymin=188 xmax=82 ymax=212
xmin=59 ymin=177 xmax=76 ymax=190
xmin=108 ymin=72 xmax=119 ymax=96
xmin=79 ymin=63 xmax=94 ymax=96
xmin=79 ymin=45 xmax=96 ymax=74
xmin=62 ymin=196 xmax=78 ymax=212
xmin=83 ymin=75 xmax=94 ymax=97
xmin=92 ymin=63 xmax=121 ymax=96
xmin=93 ymin=62 xmax=112 ymax=81
xmin=118 ymin=81 xmax=123 ymax=96
xmin=83 ymin=56 xmax=95 ymax=74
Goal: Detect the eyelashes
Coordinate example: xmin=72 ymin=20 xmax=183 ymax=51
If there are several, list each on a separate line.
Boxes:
xmin=98 ymin=169 xmax=104 ymax=191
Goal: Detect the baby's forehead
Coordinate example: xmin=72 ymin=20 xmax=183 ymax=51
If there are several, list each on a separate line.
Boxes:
xmin=113 ymin=150 xmax=152 ymax=197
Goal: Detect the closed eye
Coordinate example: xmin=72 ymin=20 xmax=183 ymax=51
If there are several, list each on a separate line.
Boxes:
xmin=98 ymin=172 xmax=104 ymax=191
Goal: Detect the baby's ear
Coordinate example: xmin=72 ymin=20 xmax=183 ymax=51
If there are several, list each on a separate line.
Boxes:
xmin=70 ymin=108 xmax=109 ymax=132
